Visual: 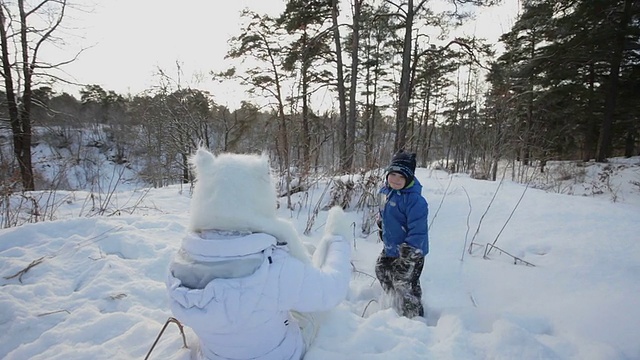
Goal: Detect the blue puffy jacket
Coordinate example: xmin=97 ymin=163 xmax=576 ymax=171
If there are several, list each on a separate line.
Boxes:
xmin=379 ymin=178 xmax=429 ymax=257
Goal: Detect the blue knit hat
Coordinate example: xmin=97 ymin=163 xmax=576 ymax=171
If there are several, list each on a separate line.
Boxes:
xmin=386 ymin=150 xmax=416 ymax=188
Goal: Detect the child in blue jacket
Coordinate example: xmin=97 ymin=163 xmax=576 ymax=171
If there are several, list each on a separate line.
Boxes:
xmin=376 ymin=150 xmax=429 ymax=318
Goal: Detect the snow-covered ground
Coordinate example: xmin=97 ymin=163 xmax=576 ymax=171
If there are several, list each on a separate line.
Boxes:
xmin=1 ymin=157 xmax=639 ymax=359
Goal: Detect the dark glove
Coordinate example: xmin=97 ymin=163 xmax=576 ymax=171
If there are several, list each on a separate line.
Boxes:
xmin=399 ymin=243 xmax=422 ymax=261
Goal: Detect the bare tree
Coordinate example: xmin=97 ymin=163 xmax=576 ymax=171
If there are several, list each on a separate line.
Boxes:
xmin=0 ymin=0 xmax=78 ymax=191
xmin=224 ymin=10 xmax=295 ymax=208
xmin=385 ymin=0 xmax=496 ymax=152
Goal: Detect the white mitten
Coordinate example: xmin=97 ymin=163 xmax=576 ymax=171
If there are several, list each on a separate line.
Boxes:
xmin=312 ymin=206 xmax=352 ymax=267
xmin=325 ymin=206 xmax=352 ymax=239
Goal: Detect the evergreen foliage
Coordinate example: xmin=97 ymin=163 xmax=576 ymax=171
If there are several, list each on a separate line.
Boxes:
xmin=1 ymin=0 xmax=639 ymax=194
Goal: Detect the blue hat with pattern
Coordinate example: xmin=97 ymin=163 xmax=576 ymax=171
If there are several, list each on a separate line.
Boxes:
xmin=386 ymin=150 xmax=416 ymax=188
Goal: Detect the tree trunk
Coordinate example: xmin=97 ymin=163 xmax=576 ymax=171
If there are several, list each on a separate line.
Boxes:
xmin=596 ymin=0 xmax=633 ymax=162
xmin=301 ymin=30 xmax=311 ymax=177
xmin=0 ymin=8 xmax=23 ymax=188
xmin=624 ymin=122 xmax=637 ymax=157
xmin=267 ymin=44 xmax=292 ymax=208
xmin=1 ymin=0 xmax=68 ymax=191
xmin=365 ymin=32 xmax=383 ymax=169
xmin=364 ymin=42 xmax=373 ymax=169
xmin=583 ymin=61 xmax=598 ymax=161
xmin=1 ymin=3 xmax=36 ymax=191
xmin=346 ymin=0 xmax=362 ymax=171
xmin=522 ymin=34 xmax=535 ymax=167
xmin=331 ymin=0 xmax=348 ymax=172
xmin=395 ymin=0 xmax=414 ymax=152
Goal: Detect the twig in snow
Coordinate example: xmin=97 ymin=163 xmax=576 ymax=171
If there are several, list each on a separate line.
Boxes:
xmin=429 ymin=174 xmax=453 ymax=230
xmin=37 ymin=309 xmax=70 ymax=317
xmin=304 ymin=179 xmax=333 ymax=235
xmin=144 ymin=317 xmax=188 ymax=360
xmin=68 ymin=225 xmax=123 ymax=252
xmin=483 ymin=243 xmax=535 ymax=267
xmin=460 ymin=187 xmax=472 ymax=262
xmin=362 ymin=299 xmax=378 ymax=317
xmin=467 ymin=172 xmax=507 ymax=254
xmin=467 ymin=181 xmax=501 ymax=254
xmin=468 ymin=292 xmax=478 ymax=308
xmin=4 ymin=256 xmax=47 ymax=283
xmin=351 ymin=263 xmax=378 ymax=286
xmin=352 ymin=269 xmax=376 ymax=282
xmin=486 ymin=182 xmax=530 ymax=255
xmin=351 ymin=222 xmax=357 ymax=250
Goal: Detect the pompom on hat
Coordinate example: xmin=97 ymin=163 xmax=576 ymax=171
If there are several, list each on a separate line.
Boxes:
xmin=386 ymin=150 xmax=417 ymax=188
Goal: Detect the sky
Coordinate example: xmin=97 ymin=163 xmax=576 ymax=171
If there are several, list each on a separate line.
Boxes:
xmin=54 ymin=0 xmax=284 ymax=105
xmin=50 ymin=0 xmax=520 ymax=109
xmin=1 ymin=136 xmax=639 ymax=359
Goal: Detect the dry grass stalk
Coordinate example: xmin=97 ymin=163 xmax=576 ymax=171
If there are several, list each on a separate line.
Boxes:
xmin=144 ymin=317 xmax=188 ymax=360
xmin=37 ymin=309 xmax=70 ymax=317
xmin=483 ymin=243 xmax=535 ymax=267
xmin=3 ymin=256 xmax=47 ymax=283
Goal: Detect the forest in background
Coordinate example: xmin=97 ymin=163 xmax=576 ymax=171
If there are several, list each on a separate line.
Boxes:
xmin=1 ymin=0 xmax=639 ymax=194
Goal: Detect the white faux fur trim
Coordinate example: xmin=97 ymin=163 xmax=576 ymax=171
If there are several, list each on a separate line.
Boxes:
xmin=186 ymin=148 xmax=311 ymax=264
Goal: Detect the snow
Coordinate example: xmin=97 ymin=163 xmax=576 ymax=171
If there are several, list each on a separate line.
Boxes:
xmin=1 ymin=157 xmax=640 ymax=360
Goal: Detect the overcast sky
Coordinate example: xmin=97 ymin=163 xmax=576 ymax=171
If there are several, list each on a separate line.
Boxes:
xmin=52 ymin=0 xmax=519 ymax=109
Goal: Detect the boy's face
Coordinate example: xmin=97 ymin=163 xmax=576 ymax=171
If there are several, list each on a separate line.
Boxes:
xmin=387 ymin=172 xmax=406 ymax=190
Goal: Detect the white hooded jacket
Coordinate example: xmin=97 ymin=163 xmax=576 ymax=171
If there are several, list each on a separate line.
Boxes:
xmin=166 ymin=148 xmax=352 ymax=360
xmin=166 ymin=229 xmax=351 ymax=359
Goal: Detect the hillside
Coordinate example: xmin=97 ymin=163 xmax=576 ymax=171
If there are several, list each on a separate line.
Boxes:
xmin=0 ymin=142 xmax=639 ymax=359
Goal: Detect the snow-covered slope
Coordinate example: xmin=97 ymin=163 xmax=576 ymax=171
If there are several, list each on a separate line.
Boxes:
xmin=1 ymin=161 xmax=639 ymax=359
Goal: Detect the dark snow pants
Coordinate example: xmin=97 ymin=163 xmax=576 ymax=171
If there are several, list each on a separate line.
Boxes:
xmin=375 ymin=244 xmax=425 ymax=318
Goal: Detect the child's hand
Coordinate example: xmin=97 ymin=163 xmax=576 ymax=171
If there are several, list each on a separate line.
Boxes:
xmin=399 ymin=243 xmax=423 ymax=260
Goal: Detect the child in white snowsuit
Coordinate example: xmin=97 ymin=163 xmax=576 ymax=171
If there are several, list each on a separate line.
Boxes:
xmin=166 ymin=148 xmax=352 ymax=360
xmin=375 ymin=150 xmax=429 ymax=318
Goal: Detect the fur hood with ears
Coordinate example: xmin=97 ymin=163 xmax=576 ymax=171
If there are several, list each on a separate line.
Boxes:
xmin=187 ymin=147 xmax=311 ymax=263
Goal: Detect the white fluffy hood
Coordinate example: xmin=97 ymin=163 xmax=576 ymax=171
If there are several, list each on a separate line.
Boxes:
xmin=187 ymin=148 xmax=310 ymax=263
